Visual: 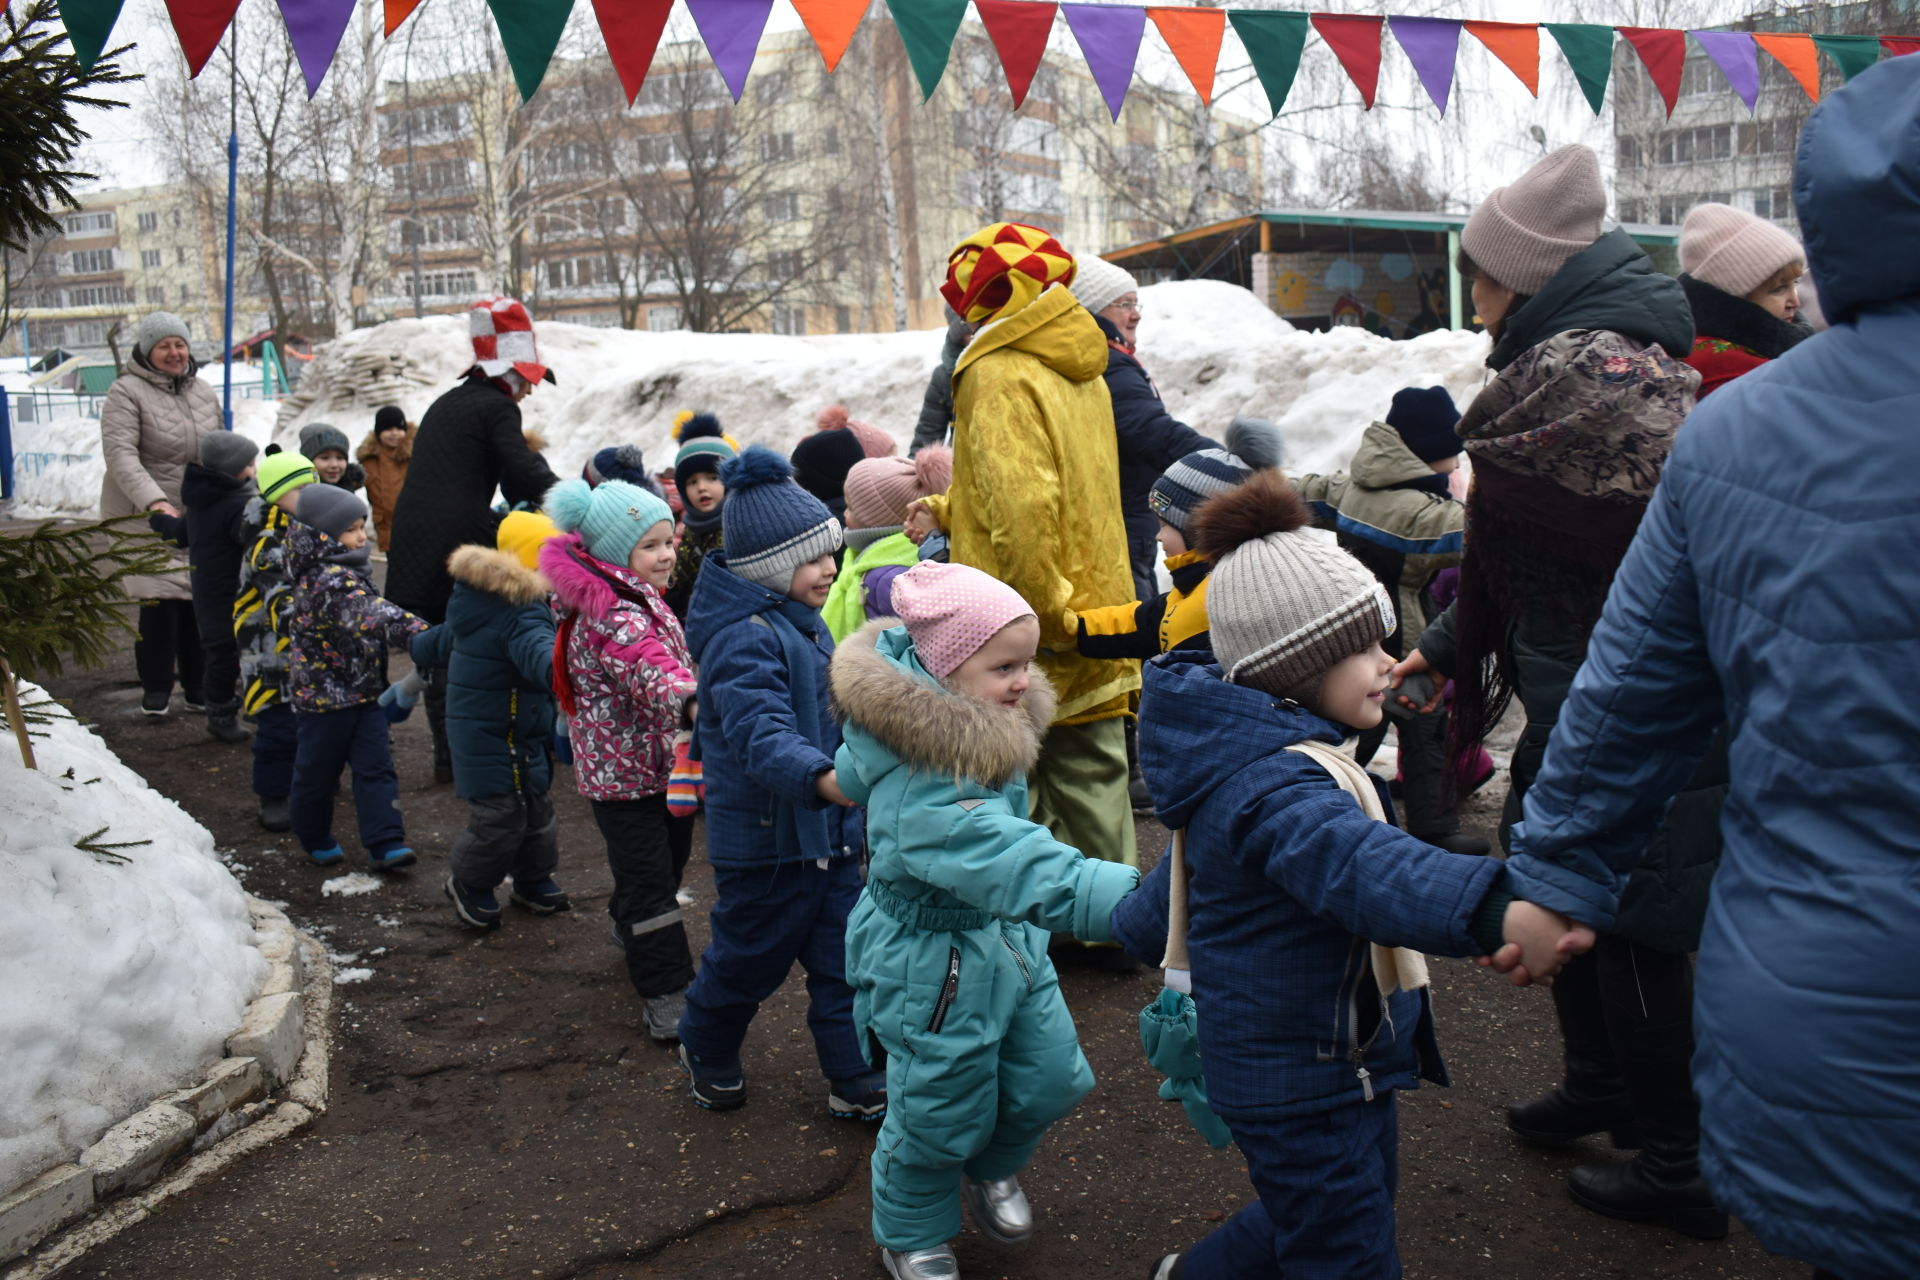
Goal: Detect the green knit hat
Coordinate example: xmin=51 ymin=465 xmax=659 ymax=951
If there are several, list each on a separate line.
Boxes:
xmin=257 ymin=452 xmax=317 ymax=503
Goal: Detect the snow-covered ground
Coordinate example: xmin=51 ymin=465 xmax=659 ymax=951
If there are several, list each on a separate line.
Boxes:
xmin=7 ymin=282 xmax=1492 ymax=519
xmin=0 ymin=683 xmax=266 ymax=1190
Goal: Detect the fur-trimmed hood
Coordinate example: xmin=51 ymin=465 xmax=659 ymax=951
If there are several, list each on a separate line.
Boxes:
xmin=831 ymin=619 xmax=1055 ymax=789
xmin=447 ymin=544 xmax=550 ymax=606
xmin=540 ymin=531 xmax=654 ymax=621
xmin=357 ymin=421 xmax=416 ymax=464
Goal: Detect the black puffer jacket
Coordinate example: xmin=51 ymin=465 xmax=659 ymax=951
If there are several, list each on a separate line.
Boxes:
xmin=1094 ymin=315 xmax=1216 ymax=592
xmin=384 ymin=378 xmax=558 ymax=625
xmin=149 ymin=462 xmax=260 ymax=646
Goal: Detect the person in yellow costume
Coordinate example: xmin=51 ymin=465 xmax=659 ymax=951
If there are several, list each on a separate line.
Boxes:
xmin=939 ymin=222 xmax=1138 ymax=872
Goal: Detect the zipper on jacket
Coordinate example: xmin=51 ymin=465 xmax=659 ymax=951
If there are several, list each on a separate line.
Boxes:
xmin=508 ymin=689 xmax=520 ymax=792
xmin=1001 ymin=932 xmax=1032 ymax=992
xmin=928 ymin=946 xmax=961 ymax=1033
xmin=1348 ymin=945 xmax=1389 ymax=1103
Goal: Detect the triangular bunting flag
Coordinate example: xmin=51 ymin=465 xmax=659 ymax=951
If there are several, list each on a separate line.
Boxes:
xmin=885 ymin=0 xmax=968 ymax=101
xmin=1690 ymin=30 xmax=1760 ymax=112
xmin=1885 ymin=37 xmax=1920 ymax=57
xmin=1229 ymin=10 xmax=1308 ymax=118
xmin=484 ymin=0 xmax=574 ymax=101
xmin=1311 ymin=14 xmax=1384 ymax=109
xmin=62 ymin=0 xmax=126 ymax=72
xmin=1545 ymin=23 xmax=1613 ymax=115
xmin=383 ymin=0 xmax=424 ymax=37
xmin=1618 ymin=27 xmax=1687 ymax=118
xmin=687 ymin=0 xmax=777 ymax=100
xmin=1064 ymin=4 xmax=1146 ymax=120
xmin=1148 ymin=7 xmax=1224 ymax=105
xmin=1464 ymin=20 xmax=1538 ymax=96
xmin=164 ymin=0 xmax=244 ymax=78
xmin=1813 ymin=33 xmax=1881 ymax=81
xmin=277 ymin=0 xmax=357 ymax=96
xmin=590 ymin=0 xmax=673 ymax=104
xmin=1752 ymin=32 xmax=1820 ymax=101
xmin=790 ymin=0 xmax=869 ymax=74
xmin=1388 ymin=16 xmax=1461 ymax=115
xmin=976 ymin=0 xmax=1056 ymax=109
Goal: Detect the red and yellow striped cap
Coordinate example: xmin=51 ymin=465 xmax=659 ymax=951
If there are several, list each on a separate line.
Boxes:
xmin=940 ymin=222 xmax=1076 ymax=325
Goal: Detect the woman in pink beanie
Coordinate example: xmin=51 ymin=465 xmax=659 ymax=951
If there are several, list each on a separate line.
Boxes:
xmin=821 ymin=445 xmax=953 ymax=643
xmin=1677 ymin=202 xmax=1812 ymax=397
xmin=828 ymin=561 xmax=1139 ymax=1279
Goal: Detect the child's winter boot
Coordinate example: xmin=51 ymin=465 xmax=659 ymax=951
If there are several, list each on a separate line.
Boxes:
xmin=962 ymin=1175 xmax=1032 ymax=1244
xmin=881 ymin=1243 xmax=959 ymax=1279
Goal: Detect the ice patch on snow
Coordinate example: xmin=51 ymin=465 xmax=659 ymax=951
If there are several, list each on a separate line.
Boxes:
xmin=0 ymin=682 xmax=266 ymax=1190
xmin=319 ymin=873 xmax=385 ymax=897
xmin=333 ymin=968 xmax=374 ymax=985
xmin=373 ymin=914 xmax=402 ymax=928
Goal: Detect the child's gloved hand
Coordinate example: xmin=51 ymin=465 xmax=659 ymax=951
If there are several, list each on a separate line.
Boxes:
xmin=378 ymin=670 xmax=426 ymax=724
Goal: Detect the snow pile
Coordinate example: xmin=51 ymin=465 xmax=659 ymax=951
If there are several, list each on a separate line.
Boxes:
xmin=0 ymin=684 xmax=266 ymax=1189
xmin=11 ymin=282 xmax=1492 ymax=518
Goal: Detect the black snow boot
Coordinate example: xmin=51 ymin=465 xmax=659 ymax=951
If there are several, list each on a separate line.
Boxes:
xmin=1508 ymin=951 xmax=1643 ymax=1148
xmin=206 ymin=701 xmax=252 ymax=744
xmin=257 ymin=796 xmax=291 ymax=833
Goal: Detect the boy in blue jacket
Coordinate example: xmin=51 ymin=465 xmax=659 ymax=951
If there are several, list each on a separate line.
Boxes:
xmin=1114 ymin=471 xmax=1569 ymax=1280
xmin=678 ymin=446 xmax=883 ymax=1120
xmin=832 ymin=563 xmax=1139 ymax=1280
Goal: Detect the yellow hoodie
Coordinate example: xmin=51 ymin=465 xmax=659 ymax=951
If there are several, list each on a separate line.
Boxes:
xmin=948 ymin=284 xmax=1138 ymax=724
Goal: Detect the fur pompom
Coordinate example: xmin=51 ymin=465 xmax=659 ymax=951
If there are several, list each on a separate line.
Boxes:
xmin=679 ymin=412 xmax=724 ymax=442
xmin=1190 ymin=469 xmax=1309 ymax=564
xmin=815 ymin=404 xmax=850 ymax=432
xmin=544 ymin=477 xmax=595 ymax=534
xmin=613 ymin=442 xmax=647 ymax=470
xmin=524 ymin=428 xmax=549 ymax=453
xmin=720 ymin=443 xmax=795 ymax=492
xmin=913 ymin=443 xmax=953 ymax=494
xmin=1225 ymin=416 xmax=1285 ymax=471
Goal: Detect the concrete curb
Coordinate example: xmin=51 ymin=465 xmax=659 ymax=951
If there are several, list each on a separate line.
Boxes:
xmin=1 ymin=899 xmax=333 ymax=1277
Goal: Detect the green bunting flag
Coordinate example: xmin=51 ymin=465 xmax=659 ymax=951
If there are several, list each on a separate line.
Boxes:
xmin=485 ymin=0 xmax=576 ymax=101
xmin=885 ymin=0 xmax=969 ymax=101
xmin=1813 ymin=33 xmax=1882 ymax=81
xmin=1545 ymin=23 xmax=1614 ymax=115
xmin=1228 ymin=9 xmax=1308 ymax=119
xmin=61 ymin=0 xmax=127 ymax=71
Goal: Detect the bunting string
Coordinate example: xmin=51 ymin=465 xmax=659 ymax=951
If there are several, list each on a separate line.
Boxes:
xmin=61 ymin=0 xmax=1920 ymax=112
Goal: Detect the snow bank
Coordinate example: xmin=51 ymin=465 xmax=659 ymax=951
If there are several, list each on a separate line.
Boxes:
xmin=0 ymin=685 xmax=266 ymax=1189
xmin=10 ymin=282 xmax=1492 ymax=518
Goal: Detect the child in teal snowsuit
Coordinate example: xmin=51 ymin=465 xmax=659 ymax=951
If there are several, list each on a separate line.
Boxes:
xmin=831 ymin=562 xmax=1140 ymax=1278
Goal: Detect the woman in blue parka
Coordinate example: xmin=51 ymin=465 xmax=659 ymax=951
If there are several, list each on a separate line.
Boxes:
xmin=1501 ymin=56 xmax=1920 ymax=1280
xmin=830 ymin=563 xmax=1138 ymax=1280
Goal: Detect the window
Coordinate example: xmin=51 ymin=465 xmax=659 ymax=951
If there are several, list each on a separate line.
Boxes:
xmin=647 ymin=305 xmax=680 ymax=332
xmin=758 ymin=132 xmax=795 ymax=164
xmin=418 ymin=269 xmax=477 ymax=298
xmin=69 ymin=320 xmax=111 ymax=345
xmin=534 ymin=142 xmax=597 ymax=183
xmin=141 ymin=249 xmax=163 ymax=269
xmin=68 ymin=248 xmax=116 ymax=274
xmin=388 ymin=158 xmax=472 ymax=196
xmin=394 ymin=212 xmax=474 ymax=250
xmin=823 ymin=127 xmax=840 ymax=156
xmin=137 ymin=211 xmax=159 ymax=233
xmin=835 ymin=304 xmax=851 ymax=334
xmin=1653 ymin=124 xmax=1733 ymax=167
xmin=770 ymin=303 xmax=806 ymax=335
xmin=67 ymin=284 xmax=131 ymax=306
xmin=1617 ymin=136 xmax=1642 ymax=169
xmin=179 ymin=284 xmax=191 ymax=302
xmin=380 ymin=102 xmax=465 ymax=145
xmin=177 ymin=246 xmax=189 ymax=266
xmin=765 ymin=250 xmax=802 ymax=279
xmin=1750 ymin=185 xmax=1794 ymax=222
xmin=63 ymin=210 xmax=114 ymax=236
xmin=146 ymin=287 xmax=167 ymax=304
xmin=637 ymin=133 xmax=683 ymax=168
xmin=543 ymin=256 xmax=608 ymax=290
xmin=764 ymin=192 xmax=800 ymax=223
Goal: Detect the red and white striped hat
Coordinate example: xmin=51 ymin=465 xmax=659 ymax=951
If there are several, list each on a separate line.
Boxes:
xmin=466 ymin=296 xmax=555 ymax=385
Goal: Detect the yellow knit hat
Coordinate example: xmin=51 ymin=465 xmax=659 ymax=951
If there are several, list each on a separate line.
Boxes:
xmin=496 ymin=510 xmax=559 ymax=571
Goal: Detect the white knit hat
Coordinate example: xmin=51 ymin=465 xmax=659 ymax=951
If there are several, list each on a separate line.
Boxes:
xmin=1069 ymin=254 xmax=1139 ymax=316
xmin=1679 ymin=203 xmax=1805 ymax=297
xmin=1461 ymin=145 xmax=1607 ymax=296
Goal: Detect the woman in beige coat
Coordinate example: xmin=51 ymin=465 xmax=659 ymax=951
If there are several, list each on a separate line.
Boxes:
xmin=99 ymin=311 xmax=223 ymax=716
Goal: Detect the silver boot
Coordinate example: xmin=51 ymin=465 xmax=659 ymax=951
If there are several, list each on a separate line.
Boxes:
xmin=880 ymin=1243 xmax=959 ymax=1279
xmin=962 ymin=1174 xmax=1033 ymax=1245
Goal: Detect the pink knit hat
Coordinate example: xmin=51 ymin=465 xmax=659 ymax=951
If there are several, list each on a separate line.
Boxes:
xmin=1460 ymin=145 xmax=1606 ymax=296
xmin=1679 ymin=203 xmax=1804 ymax=297
xmin=817 ymin=404 xmax=895 ymax=459
xmin=843 ymin=445 xmax=953 ymax=532
xmin=891 ymin=562 xmax=1035 ymax=680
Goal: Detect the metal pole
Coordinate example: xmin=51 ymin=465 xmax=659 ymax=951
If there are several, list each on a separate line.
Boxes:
xmin=221 ymin=22 xmax=239 ymax=430
xmin=1446 ymin=228 xmax=1465 ymax=332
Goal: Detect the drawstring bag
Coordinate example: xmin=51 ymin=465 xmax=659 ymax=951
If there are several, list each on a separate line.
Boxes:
xmin=666 ymin=731 xmax=704 ymax=817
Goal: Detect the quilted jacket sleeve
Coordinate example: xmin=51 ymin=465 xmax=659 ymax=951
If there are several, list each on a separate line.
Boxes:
xmin=1503 ymin=466 xmax=1723 ymax=928
xmin=502 ymin=605 xmax=557 ymax=689
xmin=410 ymin=623 xmax=453 ymax=670
xmin=488 ymin=401 xmax=559 ymax=510
xmin=704 ymin=619 xmax=833 ymax=808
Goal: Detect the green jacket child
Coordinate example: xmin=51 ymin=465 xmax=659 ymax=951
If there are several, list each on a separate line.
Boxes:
xmin=822 ymin=447 xmax=952 ymax=643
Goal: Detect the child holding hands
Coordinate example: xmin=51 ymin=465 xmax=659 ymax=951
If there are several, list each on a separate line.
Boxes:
xmin=831 ymin=562 xmax=1139 ymax=1280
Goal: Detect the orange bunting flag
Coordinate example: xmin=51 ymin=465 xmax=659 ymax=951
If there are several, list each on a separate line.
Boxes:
xmin=791 ymin=0 xmax=870 ymax=73
xmin=1148 ymin=6 xmax=1225 ymax=105
xmin=1464 ymin=19 xmax=1539 ymax=96
xmin=383 ymin=0 xmax=423 ymax=37
xmin=1753 ymin=31 xmax=1821 ymax=101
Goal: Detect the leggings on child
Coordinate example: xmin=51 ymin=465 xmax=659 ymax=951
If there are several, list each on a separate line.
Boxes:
xmin=591 ymin=794 xmax=695 ymax=999
xmin=289 ymin=703 xmax=406 ymax=857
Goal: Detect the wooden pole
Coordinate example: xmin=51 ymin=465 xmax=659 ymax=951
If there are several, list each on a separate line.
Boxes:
xmin=1 ymin=656 xmax=37 ymax=771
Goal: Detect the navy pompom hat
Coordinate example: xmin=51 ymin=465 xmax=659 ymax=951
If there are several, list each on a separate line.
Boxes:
xmin=585 ymin=443 xmax=665 ymax=498
xmin=1385 ymin=386 xmax=1462 ymax=463
xmin=719 ymin=445 xmax=843 ymax=592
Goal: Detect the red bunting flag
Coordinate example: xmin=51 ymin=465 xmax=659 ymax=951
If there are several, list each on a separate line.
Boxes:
xmin=1753 ymin=31 xmax=1821 ymax=101
xmin=1311 ymin=13 xmax=1384 ymax=109
xmin=1464 ymin=20 xmax=1538 ymax=96
xmin=790 ymin=0 xmax=870 ymax=73
xmin=1883 ymin=36 xmax=1920 ymax=57
xmin=382 ymin=0 xmax=423 ymax=37
xmin=164 ymin=0 xmax=243 ymax=77
xmin=1618 ymin=26 xmax=1687 ymax=117
xmin=1148 ymin=6 xmax=1225 ymax=105
xmin=976 ymin=0 xmax=1056 ymax=109
xmin=590 ymin=0 xmax=673 ymax=104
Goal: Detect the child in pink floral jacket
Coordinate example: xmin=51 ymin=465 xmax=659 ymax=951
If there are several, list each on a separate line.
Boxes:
xmin=541 ymin=477 xmax=700 ymax=1041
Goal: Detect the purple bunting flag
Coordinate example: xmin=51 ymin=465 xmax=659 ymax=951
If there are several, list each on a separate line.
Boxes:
xmin=1690 ymin=30 xmax=1761 ymax=112
xmin=1063 ymin=3 xmax=1146 ymax=121
xmin=1388 ymin=15 xmax=1462 ymax=115
xmin=277 ymin=0 xmax=357 ymax=97
xmin=686 ymin=0 xmax=777 ymax=101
